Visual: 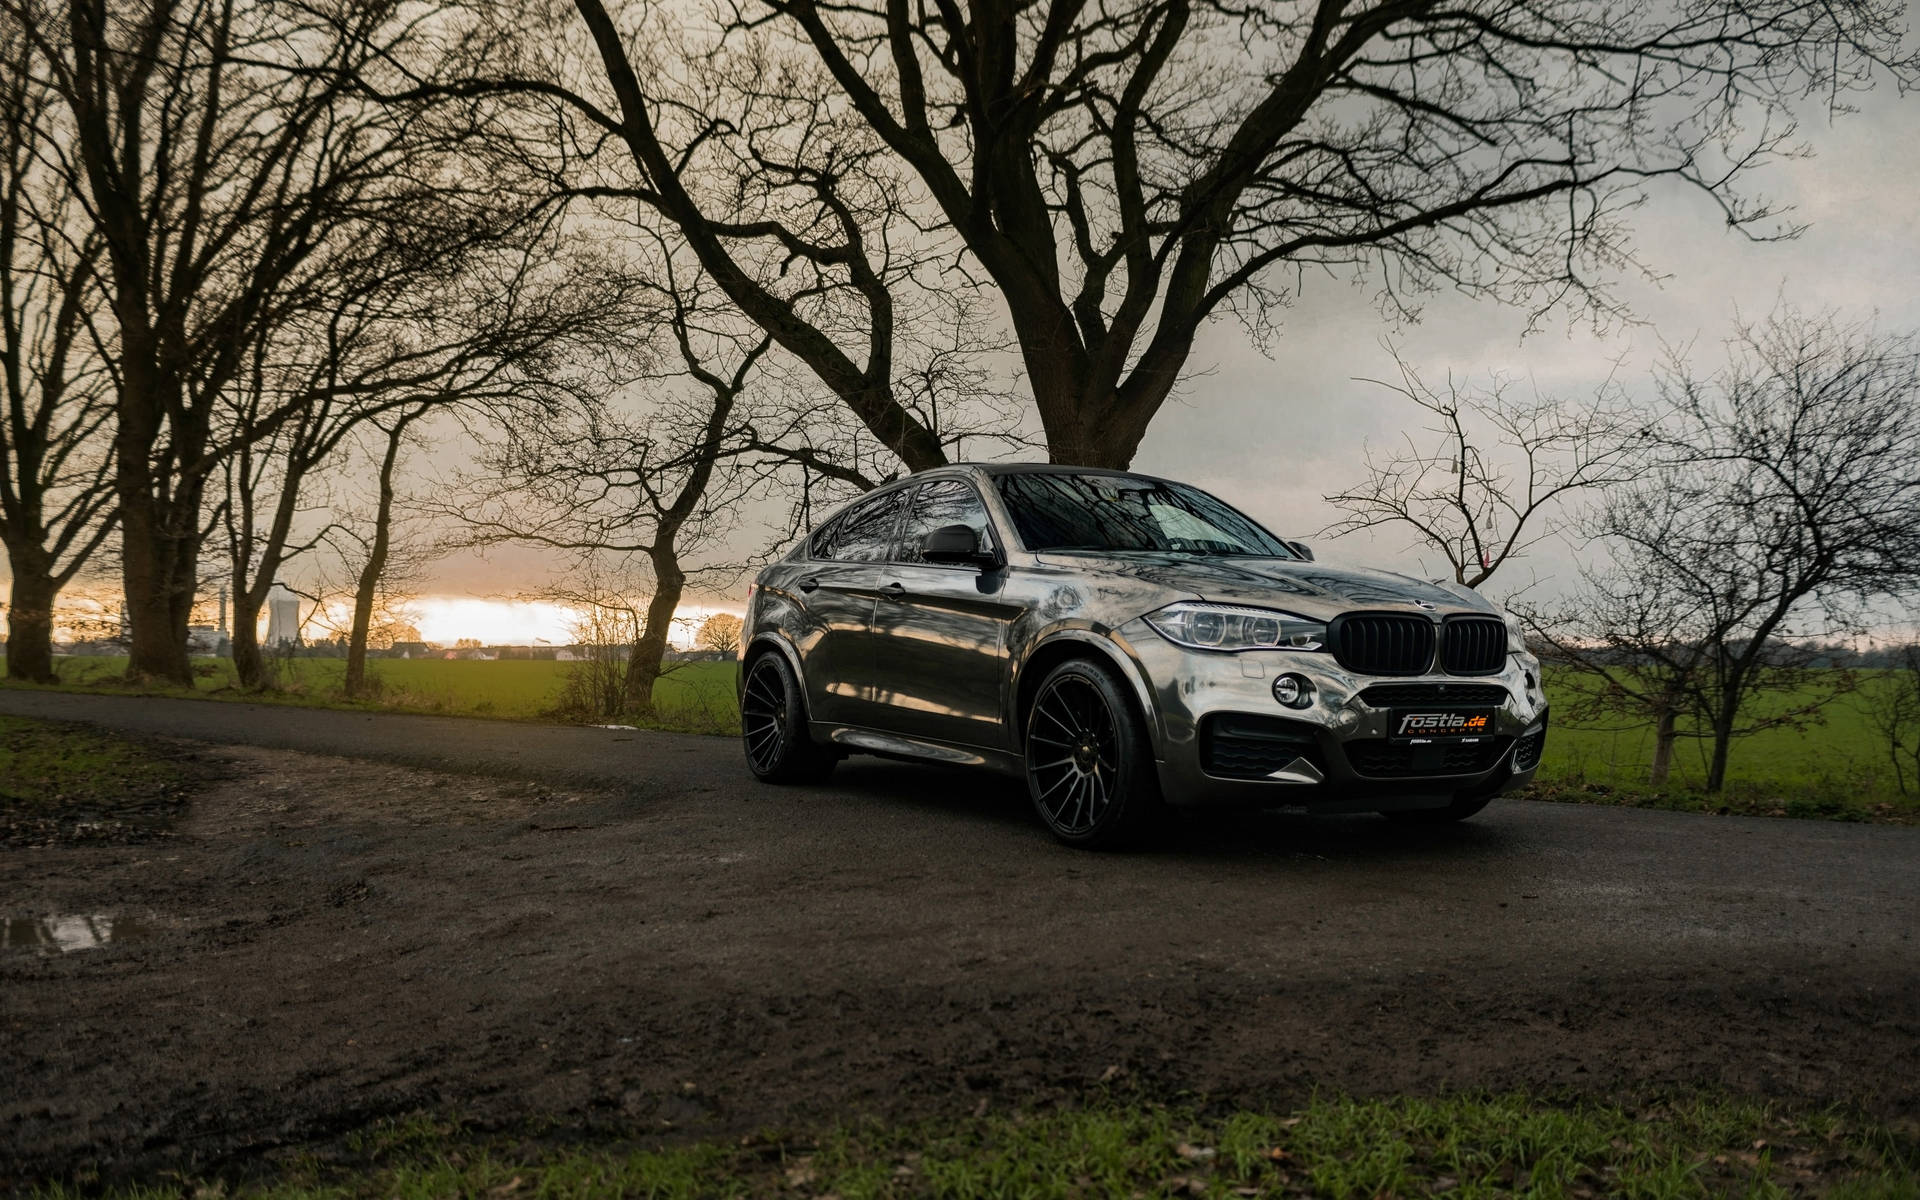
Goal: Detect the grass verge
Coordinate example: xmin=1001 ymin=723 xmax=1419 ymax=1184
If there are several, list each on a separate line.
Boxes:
xmin=31 ymin=1094 xmax=1920 ymax=1199
xmin=0 ymin=655 xmax=741 ymax=734
xmin=0 ymin=714 xmax=191 ymax=845
xmin=1521 ymin=778 xmax=1918 ymax=826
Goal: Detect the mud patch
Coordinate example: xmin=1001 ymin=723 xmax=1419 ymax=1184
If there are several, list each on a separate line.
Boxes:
xmin=0 ymin=715 xmax=206 ymax=847
xmin=1 ymin=735 xmax=1915 ymax=1187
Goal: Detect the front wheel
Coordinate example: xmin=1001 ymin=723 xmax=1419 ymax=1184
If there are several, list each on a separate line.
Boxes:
xmin=741 ymin=652 xmax=836 ymax=784
xmin=1024 ymin=658 xmax=1161 ymax=849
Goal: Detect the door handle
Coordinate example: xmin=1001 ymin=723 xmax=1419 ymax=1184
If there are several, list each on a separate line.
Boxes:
xmin=880 ymin=581 xmax=906 ymax=600
xmin=799 ymin=577 xmax=821 ymax=593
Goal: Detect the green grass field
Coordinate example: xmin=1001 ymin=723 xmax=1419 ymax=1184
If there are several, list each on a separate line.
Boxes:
xmin=27 ymin=1093 xmax=1920 ymax=1199
xmin=2 ymin=654 xmax=742 ymax=730
xmin=5 ymin=654 xmax=1916 ymax=821
xmin=1535 ymin=669 xmax=1917 ymax=821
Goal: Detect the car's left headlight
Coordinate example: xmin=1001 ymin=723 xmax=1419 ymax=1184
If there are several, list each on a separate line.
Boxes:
xmin=1146 ymin=602 xmax=1327 ymax=652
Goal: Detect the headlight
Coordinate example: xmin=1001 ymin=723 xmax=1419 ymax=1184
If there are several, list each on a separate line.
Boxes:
xmin=1146 ymin=602 xmax=1327 ymax=652
xmin=1503 ymin=610 xmax=1528 ymax=653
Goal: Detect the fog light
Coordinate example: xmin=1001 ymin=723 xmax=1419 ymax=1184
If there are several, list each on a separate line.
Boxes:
xmin=1272 ymin=673 xmax=1315 ymax=709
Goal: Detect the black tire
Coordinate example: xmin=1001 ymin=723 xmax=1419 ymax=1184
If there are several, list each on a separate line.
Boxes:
xmin=1023 ymin=657 xmax=1162 ymax=849
xmin=1383 ymin=792 xmax=1494 ymax=823
xmin=741 ymin=651 xmax=836 ymax=784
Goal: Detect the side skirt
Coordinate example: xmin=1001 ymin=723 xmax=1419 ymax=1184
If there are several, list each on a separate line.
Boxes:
xmin=812 ymin=723 xmax=1025 ymax=776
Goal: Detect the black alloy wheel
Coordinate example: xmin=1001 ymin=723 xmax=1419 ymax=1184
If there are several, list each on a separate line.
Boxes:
xmin=741 ymin=652 xmax=836 ymax=783
xmin=1024 ymin=658 xmax=1160 ymax=848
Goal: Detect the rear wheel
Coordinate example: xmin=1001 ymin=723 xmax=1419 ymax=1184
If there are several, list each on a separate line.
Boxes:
xmin=741 ymin=652 xmax=836 ymax=784
xmin=1024 ymin=658 xmax=1161 ymax=849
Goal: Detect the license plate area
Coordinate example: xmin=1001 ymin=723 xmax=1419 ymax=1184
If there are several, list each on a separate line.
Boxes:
xmin=1390 ymin=708 xmax=1495 ymax=744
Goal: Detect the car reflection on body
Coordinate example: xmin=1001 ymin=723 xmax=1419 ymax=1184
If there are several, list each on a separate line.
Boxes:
xmin=737 ymin=464 xmax=1547 ymax=848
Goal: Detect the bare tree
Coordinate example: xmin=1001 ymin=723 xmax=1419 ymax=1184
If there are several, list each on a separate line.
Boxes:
xmin=341 ymin=408 xmax=427 ymax=698
xmin=1527 ymin=517 xmax=1727 ymax=788
xmin=422 ymin=0 xmax=1912 ymax=468
xmin=0 ymin=11 xmax=118 ymax=681
xmin=217 ymin=222 xmax=618 ymax=691
xmin=456 ymin=255 xmax=771 ymax=715
xmin=1861 ymin=641 xmax=1920 ymax=797
xmin=1322 ymin=352 xmax=1644 ymax=587
xmin=1535 ymin=309 xmax=1920 ymax=792
xmin=11 ymin=0 xmax=526 ymax=684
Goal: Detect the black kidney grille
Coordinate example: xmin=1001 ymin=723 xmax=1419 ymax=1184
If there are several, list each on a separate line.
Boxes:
xmin=1331 ymin=614 xmax=1434 ymax=676
xmin=1441 ymin=617 xmax=1507 ymax=674
xmin=1357 ymin=683 xmax=1511 ymax=708
xmin=1342 ymin=737 xmax=1512 ymax=778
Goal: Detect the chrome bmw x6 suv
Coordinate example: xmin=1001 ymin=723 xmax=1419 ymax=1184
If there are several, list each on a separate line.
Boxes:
xmin=738 ymin=464 xmax=1548 ymax=848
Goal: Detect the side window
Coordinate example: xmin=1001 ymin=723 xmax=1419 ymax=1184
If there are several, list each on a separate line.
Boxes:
xmin=897 ymin=479 xmax=996 ymax=564
xmin=806 ymin=515 xmax=842 ymax=560
xmin=819 ymin=489 xmax=907 ymax=562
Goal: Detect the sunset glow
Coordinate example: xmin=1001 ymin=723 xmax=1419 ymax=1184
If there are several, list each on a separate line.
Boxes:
xmin=408 ymin=598 xmax=580 ymax=647
xmin=401 ymin=596 xmax=742 ymax=649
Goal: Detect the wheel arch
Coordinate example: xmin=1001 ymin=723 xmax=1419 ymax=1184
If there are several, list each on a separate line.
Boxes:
xmin=741 ymin=632 xmax=809 ymax=709
xmin=1012 ymin=629 xmax=1162 ymax=758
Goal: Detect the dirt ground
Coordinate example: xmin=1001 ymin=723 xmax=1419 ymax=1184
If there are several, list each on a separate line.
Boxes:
xmin=3 ymin=738 xmax=1918 ymax=1186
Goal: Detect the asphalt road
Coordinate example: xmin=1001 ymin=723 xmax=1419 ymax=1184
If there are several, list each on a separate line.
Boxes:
xmin=3 ymin=689 xmax=1919 ymax=1179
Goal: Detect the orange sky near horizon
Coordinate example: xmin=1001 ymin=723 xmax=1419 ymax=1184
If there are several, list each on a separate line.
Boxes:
xmin=41 ymin=593 xmax=745 ymax=649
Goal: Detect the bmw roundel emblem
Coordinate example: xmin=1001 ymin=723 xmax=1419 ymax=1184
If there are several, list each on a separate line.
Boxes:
xmin=1412 ymin=600 xmax=1437 ymax=610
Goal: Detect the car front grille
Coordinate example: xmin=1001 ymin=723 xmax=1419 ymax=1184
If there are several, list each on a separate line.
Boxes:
xmin=1356 ymin=682 xmax=1511 ymax=708
xmin=1341 ymin=737 xmax=1512 ymax=778
xmin=1440 ymin=617 xmax=1507 ymax=674
xmin=1330 ymin=614 xmax=1435 ymax=676
xmin=1200 ymin=713 xmax=1324 ymax=780
xmin=1512 ymin=725 xmax=1547 ymax=772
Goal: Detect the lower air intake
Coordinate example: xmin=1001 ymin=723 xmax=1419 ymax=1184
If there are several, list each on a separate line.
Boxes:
xmin=1512 ymin=725 xmax=1547 ymax=772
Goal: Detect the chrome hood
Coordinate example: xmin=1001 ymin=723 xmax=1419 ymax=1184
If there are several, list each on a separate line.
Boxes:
xmin=1038 ymin=552 xmax=1495 ymax=621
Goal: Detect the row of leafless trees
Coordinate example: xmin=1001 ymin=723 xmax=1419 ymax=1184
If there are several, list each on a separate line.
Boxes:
xmin=1326 ymin=308 xmax=1920 ymax=792
xmin=2 ymin=0 xmax=1914 ymax=705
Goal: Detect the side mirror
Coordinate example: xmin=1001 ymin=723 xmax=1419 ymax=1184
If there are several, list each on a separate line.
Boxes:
xmin=922 ymin=523 xmax=997 ymax=567
xmin=1286 ymin=539 xmax=1315 ymax=561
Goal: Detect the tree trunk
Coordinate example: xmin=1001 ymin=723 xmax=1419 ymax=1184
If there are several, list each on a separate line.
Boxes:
xmin=118 ymin=494 xmax=197 ymax=684
xmin=1647 ymin=707 xmax=1678 ymax=788
xmin=5 ymin=561 xmax=59 ymax=683
xmin=1705 ymin=706 xmax=1737 ymax=793
xmin=113 ymin=362 xmax=200 ymax=686
xmin=345 ymin=416 xmax=413 ymax=698
xmin=343 ymin=546 xmax=384 ymax=697
xmin=230 ymin=593 xmax=266 ymax=689
xmin=622 ymin=561 xmax=685 ymax=714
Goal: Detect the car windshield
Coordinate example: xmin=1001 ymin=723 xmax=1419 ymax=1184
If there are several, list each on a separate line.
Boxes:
xmin=994 ymin=472 xmax=1296 ymax=557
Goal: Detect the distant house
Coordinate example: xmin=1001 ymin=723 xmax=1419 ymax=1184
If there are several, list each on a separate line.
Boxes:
xmin=389 ymin=641 xmax=431 ymax=659
xmin=555 ymin=644 xmax=628 ymax=662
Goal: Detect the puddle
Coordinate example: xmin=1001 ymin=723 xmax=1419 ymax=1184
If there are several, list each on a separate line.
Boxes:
xmin=1 ymin=914 xmax=156 ymax=954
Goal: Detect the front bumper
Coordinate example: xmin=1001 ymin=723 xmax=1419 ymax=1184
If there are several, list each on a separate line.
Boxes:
xmin=1116 ymin=618 xmax=1548 ymax=812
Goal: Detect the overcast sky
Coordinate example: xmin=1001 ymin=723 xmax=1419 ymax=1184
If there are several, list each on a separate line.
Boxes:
xmin=1135 ymin=86 xmax=1920 ymax=602
xmin=402 ymin=77 xmax=1918 ymax=636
